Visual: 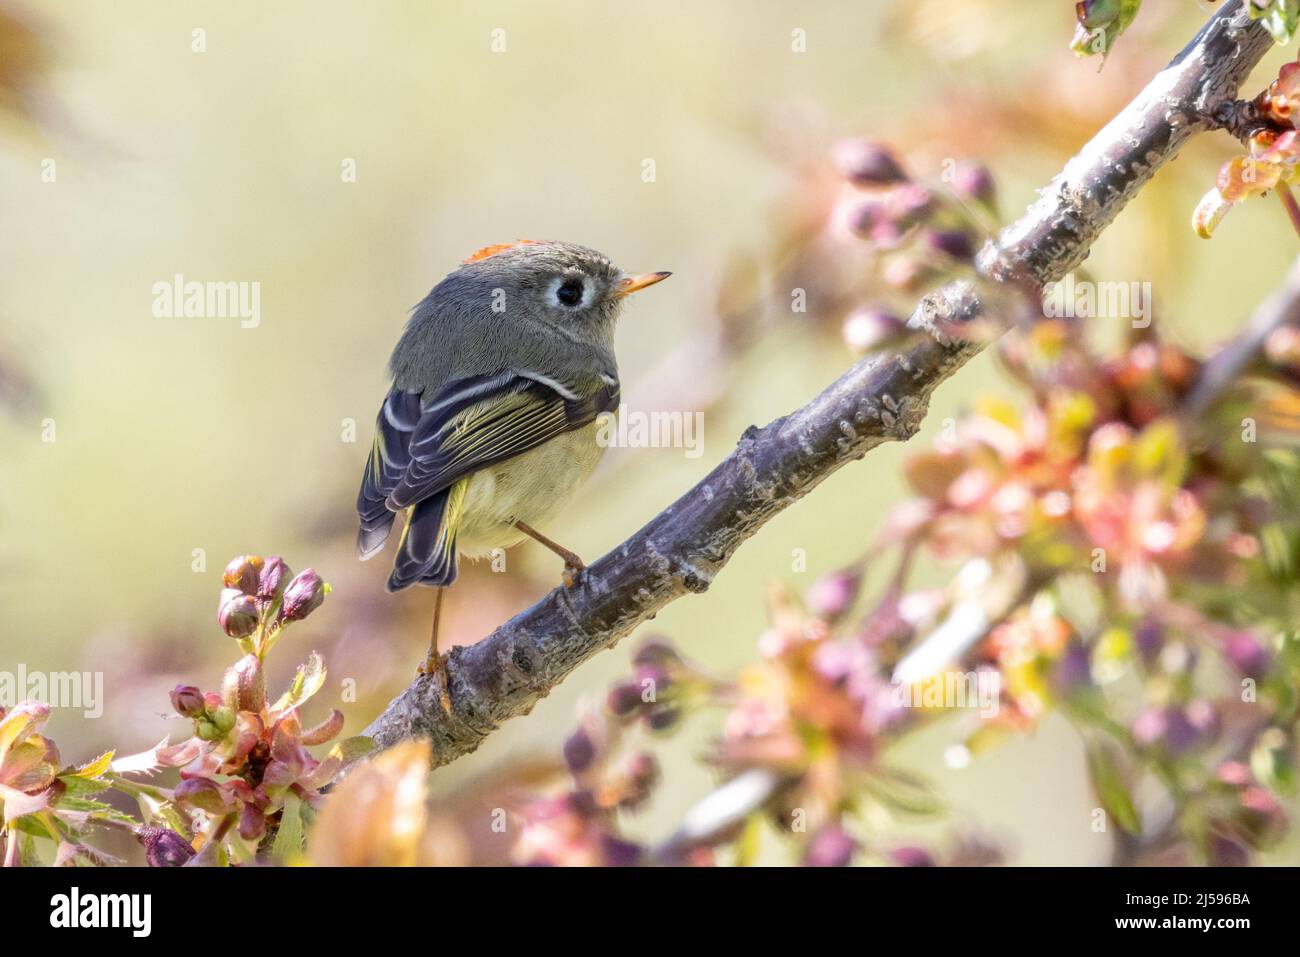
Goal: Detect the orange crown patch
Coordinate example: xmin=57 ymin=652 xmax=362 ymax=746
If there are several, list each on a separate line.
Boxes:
xmin=462 ymin=240 xmax=538 ymax=264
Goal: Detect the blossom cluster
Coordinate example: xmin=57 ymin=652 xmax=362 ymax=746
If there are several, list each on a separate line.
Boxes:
xmin=1195 ymin=60 xmax=1300 ymax=238
xmin=508 ymin=640 xmax=708 ymax=866
xmin=713 ymin=132 xmax=998 ymax=359
xmin=0 ymin=554 xmax=368 ymax=867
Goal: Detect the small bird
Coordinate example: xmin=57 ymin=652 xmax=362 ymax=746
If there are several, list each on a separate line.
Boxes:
xmin=356 ymin=240 xmax=671 ymax=687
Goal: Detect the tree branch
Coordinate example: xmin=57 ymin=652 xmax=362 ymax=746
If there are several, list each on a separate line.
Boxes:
xmin=1182 ymin=254 xmax=1300 ymax=419
xmin=361 ymin=1 xmax=1275 ymax=765
xmin=659 ymin=253 xmax=1300 ymax=864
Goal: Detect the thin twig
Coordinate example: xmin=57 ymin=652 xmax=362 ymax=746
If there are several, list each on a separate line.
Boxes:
xmin=1279 ymin=184 xmax=1300 ymax=240
xmin=1181 ymin=254 xmax=1300 ymax=419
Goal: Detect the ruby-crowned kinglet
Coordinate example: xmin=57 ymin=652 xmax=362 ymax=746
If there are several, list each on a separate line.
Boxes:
xmin=357 ymin=240 xmax=670 ymax=604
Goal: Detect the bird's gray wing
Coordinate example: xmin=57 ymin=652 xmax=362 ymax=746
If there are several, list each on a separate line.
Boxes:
xmin=356 ymin=370 xmax=618 ymax=562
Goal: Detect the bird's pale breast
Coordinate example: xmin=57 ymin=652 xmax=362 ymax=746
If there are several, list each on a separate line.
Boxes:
xmin=455 ymin=421 xmax=606 ymax=557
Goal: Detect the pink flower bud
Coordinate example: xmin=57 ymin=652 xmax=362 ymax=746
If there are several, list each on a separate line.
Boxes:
xmin=6 ymin=699 xmax=50 ymax=724
xmin=300 ymin=709 xmax=344 ymax=746
xmin=257 ymin=555 xmax=291 ymax=602
xmin=646 ymin=704 xmax=682 ymax=733
xmin=169 ymin=685 xmax=206 ymax=718
xmin=279 ymin=569 xmax=326 ymax=622
xmin=924 ymin=228 xmax=975 ymax=261
xmin=1131 ymin=707 xmax=1167 ymax=749
xmin=888 ymin=183 xmax=935 ymax=230
xmin=1076 ymin=0 xmax=1117 ymax=28
xmin=842 ymin=307 xmax=905 ymax=353
xmin=831 ymin=138 xmax=909 ymax=186
xmin=218 ymin=588 xmax=259 ymax=638
xmin=889 ymin=845 xmax=936 ymax=867
xmin=222 ymin=654 xmax=267 ymax=713
xmin=1237 ymin=786 xmax=1287 ymax=845
xmin=1216 ymin=761 xmax=1252 ymax=788
xmin=632 ymin=638 xmax=682 ymax=670
xmin=239 ymin=803 xmax=267 ymax=842
xmin=1223 ymin=630 xmax=1271 ymax=678
xmin=600 ymin=836 xmax=642 ymax=867
xmin=222 ymin=555 xmax=265 ymax=595
xmin=136 ymin=827 xmax=196 ymax=867
xmin=953 ymin=162 xmax=996 ymax=208
xmin=606 ymin=681 xmax=642 ymax=718
xmin=563 ymin=727 xmax=598 ymax=774
xmin=805 ymin=569 xmax=862 ymax=622
xmin=803 ymin=824 xmax=858 ymax=867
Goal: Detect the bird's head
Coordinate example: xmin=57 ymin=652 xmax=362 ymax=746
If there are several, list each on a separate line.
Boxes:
xmin=445 ymin=240 xmax=670 ymax=342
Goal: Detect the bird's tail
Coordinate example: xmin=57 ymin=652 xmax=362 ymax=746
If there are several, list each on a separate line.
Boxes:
xmin=356 ymin=389 xmax=421 ymax=560
xmin=357 ymin=500 xmax=396 ymax=561
xmin=386 ymin=478 xmax=467 ymax=591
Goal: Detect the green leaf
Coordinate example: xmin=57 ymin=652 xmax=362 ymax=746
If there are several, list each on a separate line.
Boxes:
xmin=272 ymin=793 xmax=304 ymax=863
xmin=135 ymin=795 xmax=188 ymax=836
xmin=1085 ymin=738 xmax=1141 ymax=834
xmin=64 ymin=750 xmax=114 ymax=780
xmin=1072 ymin=0 xmax=1142 ymax=57
xmin=56 ymin=796 xmax=138 ymax=825
xmin=271 ymin=652 xmax=327 ymax=714
xmin=13 ymin=814 xmax=55 ymax=840
xmin=58 ymin=776 xmax=112 ymax=796
xmin=1250 ymin=0 xmax=1300 ymax=45
xmin=20 ymin=830 xmax=43 ymax=867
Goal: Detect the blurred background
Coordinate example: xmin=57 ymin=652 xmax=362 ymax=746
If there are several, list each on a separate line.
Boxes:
xmin=2 ymin=0 xmax=1297 ymax=864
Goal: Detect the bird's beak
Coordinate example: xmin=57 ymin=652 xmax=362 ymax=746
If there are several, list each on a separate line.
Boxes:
xmin=614 ymin=271 xmax=672 ymax=298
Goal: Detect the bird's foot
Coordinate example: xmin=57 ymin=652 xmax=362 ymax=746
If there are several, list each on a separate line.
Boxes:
xmin=417 ymin=648 xmax=453 ymax=715
xmin=561 ymin=556 xmax=586 ymax=589
xmin=514 ymin=520 xmax=586 ymax=588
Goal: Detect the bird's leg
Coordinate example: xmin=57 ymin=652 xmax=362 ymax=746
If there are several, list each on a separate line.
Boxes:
xmin=416 ymin=586 xmax=453 ymax=714
xmin=514 ymin=520 xmax=586 ymax=587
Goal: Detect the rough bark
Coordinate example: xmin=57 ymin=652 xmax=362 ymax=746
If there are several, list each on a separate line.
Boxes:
xmin=362 ymin=1 xmax=1276 ymax=765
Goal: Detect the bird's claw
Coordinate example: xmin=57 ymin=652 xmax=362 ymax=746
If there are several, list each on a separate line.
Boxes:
xmin=417 ymin=649 xmax=454 ymax=715
xmin=562 ymin=559 xmax=585 ymax=589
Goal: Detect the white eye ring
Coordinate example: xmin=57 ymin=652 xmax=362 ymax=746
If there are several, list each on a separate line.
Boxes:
xmin=548 ymin=274 xmax=592 ymax=309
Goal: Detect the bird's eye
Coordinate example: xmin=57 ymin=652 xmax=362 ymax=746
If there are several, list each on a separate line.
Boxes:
xmin=555 ymin=278 xmax=584 ymax=307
